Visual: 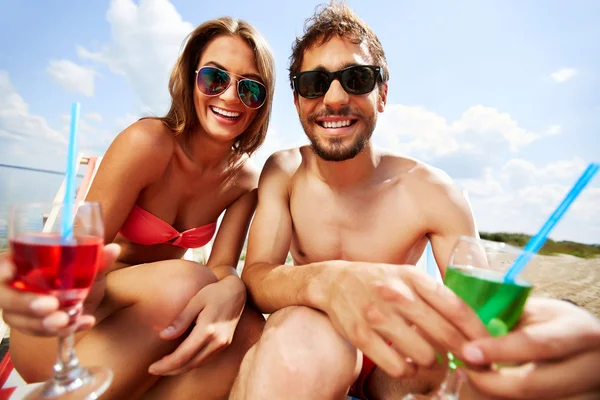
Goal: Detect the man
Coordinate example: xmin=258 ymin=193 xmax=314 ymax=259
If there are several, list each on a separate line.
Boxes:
xmin=231 ymin=3 xmax=485 ymax=399
xmin=229 ymin=2 xmax=600 ymax=399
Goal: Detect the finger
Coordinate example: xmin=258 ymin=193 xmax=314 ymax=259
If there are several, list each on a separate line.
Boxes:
xmin=99 ymin=243 xmax=121 ymax=275
xmin=2 ymin=310 xmax=70 ymax=336
xmin=159 ymin=293 xmax=206 ymax=340
xmin=364 ymin=301 xmax=436 ymax=367
xmin=463 ymin=319 xmax=597 ymax=365
xmin=0 ymin=286 xmax=59 ymax=317
xmin=409 ymin=272 xmax=489 ymax=340
xmin=466 ymin=350 xmax=600 ymax=400
xmin=165 ymin=334 xmax=231 ymax=375
xmin=375 ymin=280 xmax=472 ymax=357
xmin=351 ymin=322 xmax=416 ymax=379
xmin=149 ymin=325 xmax=215 ymax=375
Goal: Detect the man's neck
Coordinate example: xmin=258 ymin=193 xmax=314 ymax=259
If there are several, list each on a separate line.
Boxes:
xmin=312 ymin=142 xmax=380 ymax=189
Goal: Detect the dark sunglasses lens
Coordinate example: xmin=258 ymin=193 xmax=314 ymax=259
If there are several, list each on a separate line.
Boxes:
xmin=197 ymin=67 xmax=230 ymax=95
xmin=297 ymin=71 xmax=331 ymax=98
xmin=238 ymin=80 xmax=267 ymax=108
xmin=341 ymin=66 xmax=377 ymax=94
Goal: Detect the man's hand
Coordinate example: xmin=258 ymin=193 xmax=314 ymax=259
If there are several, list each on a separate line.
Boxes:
xmin=462 ymin=298 xmax=600 ymax=399
xmin=319 ymin=261 xmax=489 ymax=378
xmin=0 ymin=243 xmax=120 ymax=336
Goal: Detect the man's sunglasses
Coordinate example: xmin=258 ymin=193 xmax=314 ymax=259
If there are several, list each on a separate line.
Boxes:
xmin=292 ymin=65 xmax=382 ymax=99
xmin=195 ymin=66 xmax=267 ymax=109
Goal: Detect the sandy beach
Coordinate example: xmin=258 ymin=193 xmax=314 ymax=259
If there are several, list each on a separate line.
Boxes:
xmin=516 ymin=254 xmax=600 ymax=317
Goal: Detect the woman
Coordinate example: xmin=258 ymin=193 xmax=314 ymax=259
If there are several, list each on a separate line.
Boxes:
xmin=4 ymin=17 xmax=274 ymax=399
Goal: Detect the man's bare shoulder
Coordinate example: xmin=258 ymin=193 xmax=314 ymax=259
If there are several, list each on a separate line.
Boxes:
xmin=262 ymin=147 xmax=306 ymax=179
xmin=379 ymin=150 xmax=456 ymax=195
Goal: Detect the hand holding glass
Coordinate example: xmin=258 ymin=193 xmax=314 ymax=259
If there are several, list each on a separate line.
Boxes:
xmin=404 ymin=236 xmax=533 ymax=400
xmin=9 ymin=202 xmax=112 ymax=399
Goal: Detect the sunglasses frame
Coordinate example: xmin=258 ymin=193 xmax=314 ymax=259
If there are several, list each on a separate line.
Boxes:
xmin=195 ymin=66 xmax=267 ymax=109
xmin=291 ymin=65 xmax=383 ymax=99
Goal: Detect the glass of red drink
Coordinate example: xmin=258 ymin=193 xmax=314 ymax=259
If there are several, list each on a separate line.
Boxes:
xmin=8 ymin=202 xmax=112 ymax=399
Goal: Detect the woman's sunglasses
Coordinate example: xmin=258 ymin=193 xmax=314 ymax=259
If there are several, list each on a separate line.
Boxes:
xmin=195 ymin=66 xmax=267 ymax=109
xmin=292 ymin=65 xmax=382 ymax=99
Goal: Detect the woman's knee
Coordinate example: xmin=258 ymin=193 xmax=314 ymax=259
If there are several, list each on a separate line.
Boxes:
xmin=106 ymin=260 xmax=217 ymax=327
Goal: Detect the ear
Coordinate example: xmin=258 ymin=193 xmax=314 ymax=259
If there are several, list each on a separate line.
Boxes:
xmin=377 ymin=82 xmax=388 ymax=113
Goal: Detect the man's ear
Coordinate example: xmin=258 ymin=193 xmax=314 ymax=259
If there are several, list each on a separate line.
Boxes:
xmin=378 ymin=82 xmax=388 ymax=112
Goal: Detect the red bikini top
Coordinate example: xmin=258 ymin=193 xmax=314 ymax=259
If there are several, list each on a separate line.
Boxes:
xmin=120 ymin=205 xmax=217 ymax=249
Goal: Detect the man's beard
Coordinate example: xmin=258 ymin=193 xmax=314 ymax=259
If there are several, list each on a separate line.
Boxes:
xmin=300 ymin=106 xmax=376 ymax=162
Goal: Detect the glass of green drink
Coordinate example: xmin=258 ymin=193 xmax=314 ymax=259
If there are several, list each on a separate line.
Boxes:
xmin=404 ymin=236 xmax=533 ymax=400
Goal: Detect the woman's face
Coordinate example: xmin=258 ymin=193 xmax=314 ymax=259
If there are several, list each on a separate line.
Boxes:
xmin=193 ymin=35 xmax=262 ymax=143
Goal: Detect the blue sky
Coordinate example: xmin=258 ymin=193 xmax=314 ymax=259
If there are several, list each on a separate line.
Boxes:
xmin=0 ymin=0 xmax=599 ymax=243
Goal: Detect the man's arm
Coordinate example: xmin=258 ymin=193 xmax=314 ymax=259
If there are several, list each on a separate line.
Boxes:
xmin=418 ymin=166 xmax=478 ymax=276
xmin=242 ymin=150 xmax=333 ymax=313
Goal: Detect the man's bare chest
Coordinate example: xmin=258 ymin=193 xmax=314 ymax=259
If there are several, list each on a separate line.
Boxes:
xmin=288 ymin=187 xmax=428 ymax=265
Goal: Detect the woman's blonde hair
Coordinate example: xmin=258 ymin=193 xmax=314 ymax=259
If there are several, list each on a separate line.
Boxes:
xmin=157 ymin=17 xmax=274 ymax=159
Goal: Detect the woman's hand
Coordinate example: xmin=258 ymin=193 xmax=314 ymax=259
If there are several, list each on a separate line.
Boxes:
xmin=463 ymin=298 xmax=600 ymax=399
xmin=148 ymin=275 xmax=247 ymax=376
xmin=0 ymin=243 xmax=120 ymax=336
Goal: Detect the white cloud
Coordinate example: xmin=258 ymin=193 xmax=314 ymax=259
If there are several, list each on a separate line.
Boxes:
xmin=375 ymin=104 xmax=547 ymax=180
xmin=550 ymin=68 xmax=578 ymax=83
xmin=545 ymin=125 xmax=562 ymax=136
xmin=0 ymin=70 xmax=66 ymax=145
xmin=85 ymin=112 xmax=103 ymax=122
xmin=373 ymin=104 xmax=598 ymax=243
xmin=46 ymin=60 xmax=96 ymax=97
xmin=78 ymin=0 xmax=194 ymax=114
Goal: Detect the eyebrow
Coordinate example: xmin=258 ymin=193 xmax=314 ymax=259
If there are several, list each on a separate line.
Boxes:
xmin=203 ymin=61 xmax=263 ymax=82
xmin=307 ymin=62 xmax=362 ymax=72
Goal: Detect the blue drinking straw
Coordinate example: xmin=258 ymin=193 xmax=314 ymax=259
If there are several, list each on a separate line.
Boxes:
xmin=60 ymin=102 xmax=81 ymax=240
xmin=504 ymin=162 xmax=600 ymax=282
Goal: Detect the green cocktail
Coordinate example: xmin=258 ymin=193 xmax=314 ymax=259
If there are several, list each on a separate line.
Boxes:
xmin=443 ymin=266 xmax=533 ymax=369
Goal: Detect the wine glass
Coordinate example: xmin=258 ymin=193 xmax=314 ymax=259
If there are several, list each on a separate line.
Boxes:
xmin=8 ymin=202 xmax=113 ymax=399
xmin=404 ymin=236 xmax=533 ymax=400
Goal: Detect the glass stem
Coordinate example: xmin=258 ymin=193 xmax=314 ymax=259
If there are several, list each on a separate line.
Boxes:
xmin=435 ymin=368 xmax=464 ymax=400
xmin=53 ymin=333 xmax=84 ymax=385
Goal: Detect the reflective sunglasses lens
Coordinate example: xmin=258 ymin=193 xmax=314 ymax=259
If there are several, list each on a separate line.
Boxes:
xmin=297 ymin=71 xmax=331 ymax=98
xmin=238 ymin=79 xmax=267 ymax=109
xmin=341 ymin=66 xmax=377 ymax=95
xmin=197 ymin=67 xmax=230 ymax=96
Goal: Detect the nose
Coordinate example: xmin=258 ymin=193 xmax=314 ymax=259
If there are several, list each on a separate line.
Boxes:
xmin=219 ymin=80 xmax=240 ymax=104
xmin=322 ymin=79 xmax=349 ymax=109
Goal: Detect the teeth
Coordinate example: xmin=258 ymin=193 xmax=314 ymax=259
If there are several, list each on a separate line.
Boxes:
xmin=212 ymin=106 xmax=241 ymax=118
xmin=322 ymin=120 xmax=352 ymax=129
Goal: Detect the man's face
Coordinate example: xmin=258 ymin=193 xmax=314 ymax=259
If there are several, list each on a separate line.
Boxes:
xmin=294 ymin=36 xmax=387 ymax=162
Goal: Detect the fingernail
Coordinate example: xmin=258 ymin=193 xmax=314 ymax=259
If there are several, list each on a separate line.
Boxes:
xmin=462 ymin=344 xmax=484 ymax=364
xmin=148 ymin=365 xmax=157 ymax=374
xmin=42 ymin=313 xmax=69 ymax=330
xmin=31 ymin=297 xmax=58 ymax=313
xmin=161 ymin=326 xmax=175 ymax=336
